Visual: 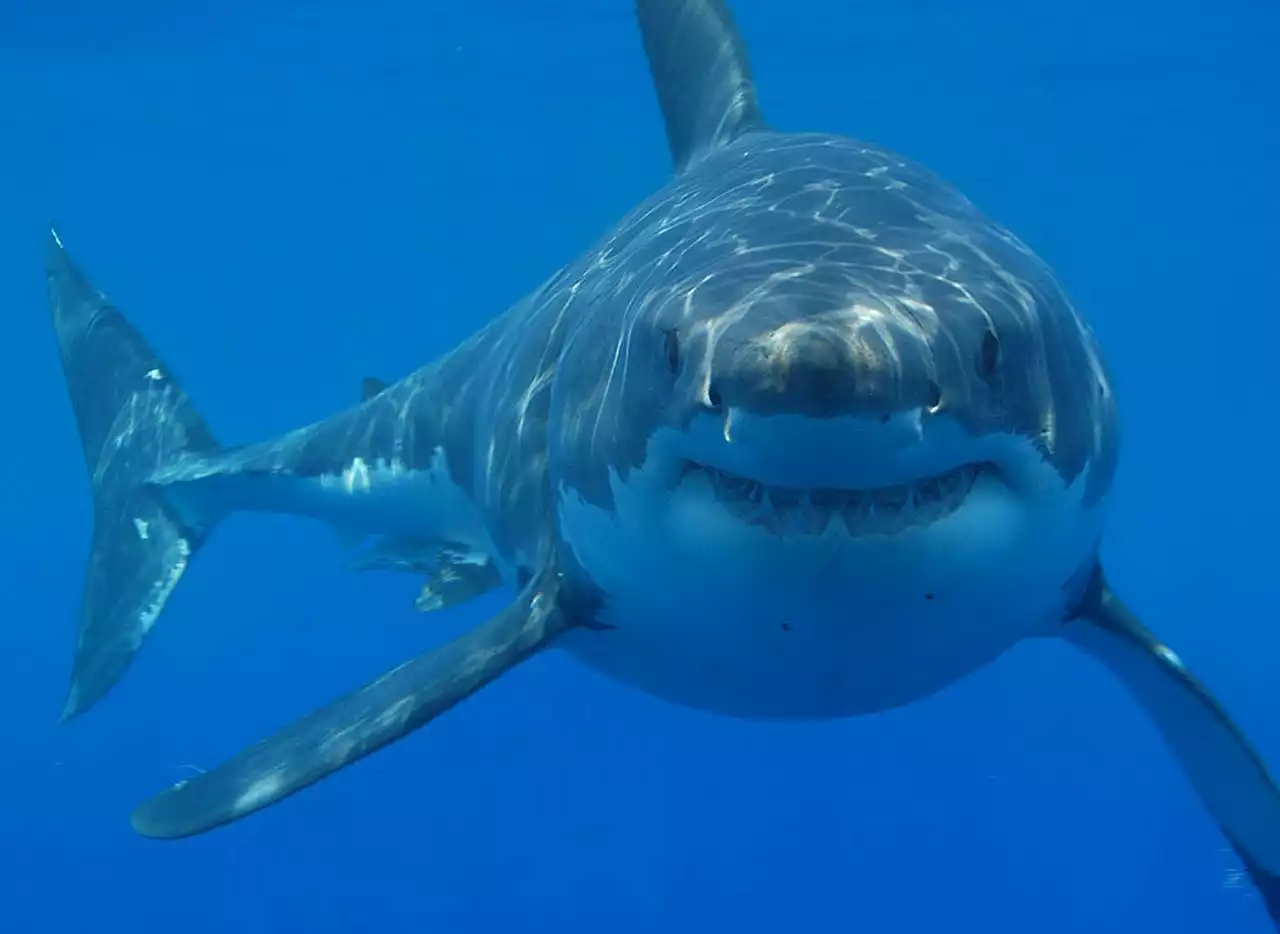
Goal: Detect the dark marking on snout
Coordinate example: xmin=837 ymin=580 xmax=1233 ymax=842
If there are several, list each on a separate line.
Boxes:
xmin=708 ymin=324 xmax=937 ymax=418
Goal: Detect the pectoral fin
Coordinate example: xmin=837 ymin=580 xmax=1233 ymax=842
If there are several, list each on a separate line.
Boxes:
xmin=1063 ymin=569 xmax=1280 ymax=925
xmin=131 ymin=567 xmax=578 ymax=839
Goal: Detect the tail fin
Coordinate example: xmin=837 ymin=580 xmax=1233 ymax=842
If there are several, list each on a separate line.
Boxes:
xmin=47 ymin=230 xmax=224 ymax=721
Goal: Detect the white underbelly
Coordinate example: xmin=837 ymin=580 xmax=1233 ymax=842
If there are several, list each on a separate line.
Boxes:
xmin=557 ymin=470 xmax=1105 ymax=720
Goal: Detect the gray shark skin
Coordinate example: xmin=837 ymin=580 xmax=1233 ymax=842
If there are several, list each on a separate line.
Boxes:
xmin=43 ymin=0 xmax=1280 ymax=925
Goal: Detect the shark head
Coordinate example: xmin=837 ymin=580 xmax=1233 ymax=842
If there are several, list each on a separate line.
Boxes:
xmin=549 ymin=133 xmax=1120 ymax=718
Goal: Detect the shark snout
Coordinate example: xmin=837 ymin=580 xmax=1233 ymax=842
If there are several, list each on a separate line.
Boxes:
xmin=707 ymin=322 xmax=938 ymax=419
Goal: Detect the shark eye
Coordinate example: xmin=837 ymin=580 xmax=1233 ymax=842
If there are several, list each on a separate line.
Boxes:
xmin=663 ymin=329 xmax=681 ymax=373
xmin=979 ymin=328 xmax=1001 ymax=380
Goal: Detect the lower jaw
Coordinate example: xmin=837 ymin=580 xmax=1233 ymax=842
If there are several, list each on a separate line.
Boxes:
xmin=680 ymin=460 xmax=996 ymax=538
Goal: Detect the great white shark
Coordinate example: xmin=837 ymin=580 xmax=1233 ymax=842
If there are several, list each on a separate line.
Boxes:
xmin=44 ymin=0 xmax=1280 ymax=924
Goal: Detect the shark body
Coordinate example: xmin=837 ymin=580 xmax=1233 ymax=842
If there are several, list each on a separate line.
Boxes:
xmin=43 ymin=0 xmax=1280 ymax=926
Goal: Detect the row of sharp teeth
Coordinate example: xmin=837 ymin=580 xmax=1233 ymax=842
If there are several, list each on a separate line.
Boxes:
xmin=683 ymin=461 xmax=985 ymax=534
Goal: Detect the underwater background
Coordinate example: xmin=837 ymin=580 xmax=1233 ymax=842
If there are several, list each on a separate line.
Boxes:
xmin=1 ymin=0 xmax=1277 ymax=930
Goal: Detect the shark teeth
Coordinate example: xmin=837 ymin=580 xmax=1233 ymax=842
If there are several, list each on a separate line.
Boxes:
xmin=682 ymin=461 xmax=988 ymax=536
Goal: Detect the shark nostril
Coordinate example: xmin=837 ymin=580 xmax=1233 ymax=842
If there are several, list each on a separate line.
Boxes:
xmin=705 ymin=383 xmax=724 ymax=410
xmin=663 ymin=329 xmax=681 ymax=373
xmin=979 ymin=329 xmax=1000 ymax=380
xmin=926 ymin=380 xmax=943 ymax=412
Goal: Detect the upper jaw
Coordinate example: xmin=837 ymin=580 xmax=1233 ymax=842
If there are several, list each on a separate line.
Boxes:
xmin=659 ymin=406 xmax=986 ymax=492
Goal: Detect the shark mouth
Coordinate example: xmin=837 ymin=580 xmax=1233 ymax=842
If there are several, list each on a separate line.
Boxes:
xmin=680 ymin=460 xmax=992 ymax=536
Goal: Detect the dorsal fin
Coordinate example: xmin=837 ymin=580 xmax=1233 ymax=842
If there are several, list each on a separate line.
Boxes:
xmin=636 ymin=0 xmax=767 ymax=173
xmin=360 ymin=376 xmax=387 ymax=401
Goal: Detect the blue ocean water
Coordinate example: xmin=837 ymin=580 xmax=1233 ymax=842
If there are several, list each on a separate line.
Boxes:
xmin=1 ymin=0 xmax=1277 ymax=930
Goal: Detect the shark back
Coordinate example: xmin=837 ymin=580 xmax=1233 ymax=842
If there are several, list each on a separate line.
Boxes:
xmin=151 ymin=278 xmax=585 ymax=587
